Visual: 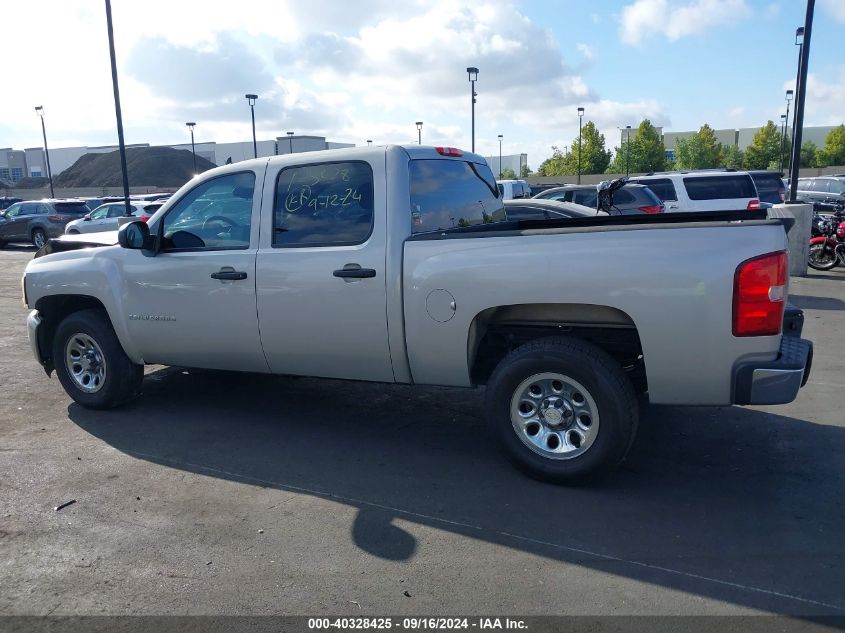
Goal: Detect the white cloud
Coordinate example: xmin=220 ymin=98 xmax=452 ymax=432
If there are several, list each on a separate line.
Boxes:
xmin=620 ymin=0 xmax=751 ymax=45
xmin=576 ymin=43 xmax=596 ymax=61
xmin=799 ymin=67 xmax=845 ymax=127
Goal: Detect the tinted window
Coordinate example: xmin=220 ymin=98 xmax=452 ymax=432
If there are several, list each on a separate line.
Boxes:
xmin=683 ymin=175 xmax=756 ymax=200
xmin=829 ymin=180 xmax=845 ymax=194
xmin=90 ymin=206 xmax=110 ymax=220
xmin=162 ymin=171 xmax=255 ymax=250
xmin=410 ymin=160 xmax=504 ymax=233
xmin=53 ymin=202 xmax=91 ymax=215
xmin=20 ymin=203 xmax=38 ymax=216
xmin=274 ymin=161 xmax=373 ymax=247
xmin=613 ymin=189 xmax=634 ymax=204
xmin=572 ymin=190 xmax=598 ymax=208
xmin=750 ymin=173 xmax=786 ymax=204
xmin=497 ymin=184 xmax=504 ymax=197
xmin=505 ymin=206 xmax=549 ymax=221
xmin=814 ymin=179 xmax=831 ymax=193
xmin=634 ymin=178 xmax=677 ymax=202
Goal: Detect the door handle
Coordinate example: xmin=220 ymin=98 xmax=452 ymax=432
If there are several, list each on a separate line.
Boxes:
xmin=211 ymin=268 xmax=248 ymax=281
xmin=333 ymin=264 xmax=376 ymax=278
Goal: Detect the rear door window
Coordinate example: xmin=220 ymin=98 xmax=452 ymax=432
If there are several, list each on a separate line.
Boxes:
xmin=814 ymin=179 xmax=831 ymax=193
xmin=634 ymin=178 xmax=677 ymax=202
xmin=613 ymin=189 xmax=634 ymax=204
xmin=682 ymin=175 xmax=756 ymax=200
xmin=572 ymin=190 xmax=597 ymax=208
xmin=829 ymin=180 xmax=845 ymax=194
xmin=410 ymin=160 xmax=504 ymax=233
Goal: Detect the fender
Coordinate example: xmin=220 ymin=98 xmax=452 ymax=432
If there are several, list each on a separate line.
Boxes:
xmin=809 ymin=236 xmax=836 ymax=246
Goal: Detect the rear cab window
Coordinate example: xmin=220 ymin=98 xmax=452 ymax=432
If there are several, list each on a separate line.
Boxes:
xmin=682 ymin=175 xmax=756 ymax=200
xmin=410 ymin=159 xmax=503 ymax=233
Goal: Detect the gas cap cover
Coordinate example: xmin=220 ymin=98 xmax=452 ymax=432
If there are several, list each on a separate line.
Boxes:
xmin=426 ymin=289 xmax=457 ymax=323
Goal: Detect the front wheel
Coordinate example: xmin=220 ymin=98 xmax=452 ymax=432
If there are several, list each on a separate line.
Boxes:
xmin=808 ymin=242 xmax=839 ymax=271
xmin=485 ymin=336 xmax=638 ymax=484
xmin=52 ymin=309 xmax=143 ymax=409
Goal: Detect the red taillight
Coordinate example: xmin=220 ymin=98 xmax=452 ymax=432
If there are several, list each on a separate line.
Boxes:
xmin=139 ymin=215 xmax=150 ymax=222
xmin=639 ymin=204 xmax=663 ymax=214
xmin=733 ymin=251 xmax=787 ymax=337
xmin=435 ymin=147 xmax=463 ymax=157
xmin=747 ymin=199 xmax=761 ymax=210
xmin=837 ymin=221 xmax=845 ymax=239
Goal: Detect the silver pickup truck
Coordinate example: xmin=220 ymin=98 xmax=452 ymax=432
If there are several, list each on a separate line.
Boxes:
xmin=22 ymin=145 xmax=812 ymax=482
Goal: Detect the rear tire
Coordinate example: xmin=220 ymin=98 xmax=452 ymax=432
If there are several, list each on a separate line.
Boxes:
xmin=485 ymin=336 xmax=638 ymax=484
xmin=31 ymin=228 xmax=46 ymax=249
xmin=67 ymin=229 xmax=80 ymax=235
xmin=52 ymin=309 xmax=143 ymax=409
xmin=808 ymin=242 xmax=838 ymax=271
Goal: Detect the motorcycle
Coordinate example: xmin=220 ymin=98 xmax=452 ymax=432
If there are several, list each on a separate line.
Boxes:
xmin=808 ymin=210 xmax=845 ymax=271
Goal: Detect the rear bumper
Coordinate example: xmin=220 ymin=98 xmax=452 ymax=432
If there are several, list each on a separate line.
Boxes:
xmin=733 ymin=336 xmax=813 ymax=405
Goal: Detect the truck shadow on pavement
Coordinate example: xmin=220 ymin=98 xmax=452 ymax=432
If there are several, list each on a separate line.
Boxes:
xmin=790 ymin=294 xmax=845 ymax=312
xmin=68 ymin=367 xmax=845 ymax=617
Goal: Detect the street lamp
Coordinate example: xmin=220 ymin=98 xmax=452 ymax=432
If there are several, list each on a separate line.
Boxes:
xmin=466 ymin=67 xmax=479 ymax=152
xmin=577 ymin=107 xmax=585 ymax=184
xmin=245 ymin=94 xmax=258 ymax=158
xmin=498 ymin=134 xmax=503 ymax=178
xmin=286 ymin=131 xmax=294 ymax=154
xmin=367 ymin=139 xmax=373 ymax=146
xmin=788 ymin=5 xmax=814 ymax=203
xmin=185 ymin=122 xmax=197 ymax=174
xmin=416 ymin=121 xmax=423 ymax=145
xmin=34 ymin=106 xmax=54 ymax=198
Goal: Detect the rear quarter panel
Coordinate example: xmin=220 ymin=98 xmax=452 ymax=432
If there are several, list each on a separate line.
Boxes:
xmin=403 ymin=221 xmax=788 ymax=405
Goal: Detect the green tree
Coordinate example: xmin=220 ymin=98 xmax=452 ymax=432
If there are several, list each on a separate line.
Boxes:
xmin=499 ymin=167 xmax=517 ymax=179
xmin=520 ymin=164 xmax=533 ymax=178
xmin=818 ymin=124 xmax=845 ymax=167
xmin=800 ymin=141 xmax=818 ymax=168
xmin=570 ymin=121 xmax=611 ymax=175
xmin=743 ymin=121 xmax=782 ymax=170
xmin=536 ymin=146 xmax=571 ymax=177
xmin=607 ymin=119 xmax=666 ymax=174
xmin=721 ymin=144 xmax=744 ymax=169
xmin=675 ymin=124 xmax=723 ymax=169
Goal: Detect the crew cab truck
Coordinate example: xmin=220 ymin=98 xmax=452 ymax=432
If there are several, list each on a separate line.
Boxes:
xmin=22 ymin=145 xmax=813 ymax=483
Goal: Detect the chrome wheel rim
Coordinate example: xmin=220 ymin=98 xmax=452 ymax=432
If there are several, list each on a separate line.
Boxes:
xmin=809 ymin=243 xmax=836 ymax=266
xmin=33 ymin=231 xmax=45 ymax=248
xmin=65 ymin=333 xmax=106 ymax=393
xmin=510 ymin=372 xmax=600 ymax=460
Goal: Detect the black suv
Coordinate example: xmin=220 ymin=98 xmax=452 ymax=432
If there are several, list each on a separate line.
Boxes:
xmin=747 ymin=171 xmax=786 ymax=205
xmin=0 ymin=196 xmax=23 ymax=211
xmin=0 ymin=199 xmax=90 ymax=248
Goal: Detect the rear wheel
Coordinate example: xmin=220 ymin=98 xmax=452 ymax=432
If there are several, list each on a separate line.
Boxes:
xmin=31 ymin=228 xmax=46 ymax=249
xmin=485 ymin=336 xmax=638 ymax=484
xmin=67 ymin=229 xmax=80 ymax=235
xmin=52 ymin=309 xmax=143 ymax=409
xmin=808 ymin=242 xmax=838 ymax=270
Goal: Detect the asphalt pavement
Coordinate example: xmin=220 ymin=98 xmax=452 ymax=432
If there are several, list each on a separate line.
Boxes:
xmin=1 ymin=246 xmax=844 ymax=617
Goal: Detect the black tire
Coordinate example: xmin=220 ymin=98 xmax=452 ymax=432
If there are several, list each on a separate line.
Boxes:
xmin=808 ymin=242 xmax=838 ymax=271
xmin=52 ymin=309 xmax=143 ymax=409
xmin=31 ymin=228 xmax=46 ymax=249
xmin=485 ymin=336 xmax=638 ymax=484
xmin=67 ymin=229 xmax=80 ymax=235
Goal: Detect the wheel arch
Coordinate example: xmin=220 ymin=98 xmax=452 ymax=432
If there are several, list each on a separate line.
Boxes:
xmin=468 ymin=303 xmax=648 ymax=393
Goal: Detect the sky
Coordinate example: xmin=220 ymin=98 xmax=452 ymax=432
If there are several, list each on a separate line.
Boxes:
xmin=1 ymin=0 xmax=844 ymax=169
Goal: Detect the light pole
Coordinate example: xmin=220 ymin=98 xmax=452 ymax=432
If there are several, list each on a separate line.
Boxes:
xmin=104 ymin=0 xmax=131 ymax=216
xmin=34 ymin=106 xmax=54 ymax=198
xmin=286 ymin=131 xmax=294 ymax=154
xmin=789 ymin=27 xmax=803 ymax=175
xmin=577 ymin=107 xmax=584 ymax=184
xmin=782 ymin=89 xmax=793 ymax=172
xmin=625 ymin=125 xmax=632 ymax=176
xmin=779 ymin=114 xmax=787 ymax=173
xmin=185 ymin=122 xmax=197 ymax=174
xmin=416 ymin=121 xmax=423 ymax=145
xmin=245 ymin=94 xmax=258 ymax=158
xmin=466 ymin=67 xmax=478 ymax=152
xmin=498 ymin=134 xmax=503 ymax=178
xmin=788 ymin=4 xmax=814 ymax=203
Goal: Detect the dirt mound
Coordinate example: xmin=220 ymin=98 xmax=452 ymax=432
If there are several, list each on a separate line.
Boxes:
xmin=55 ymin=146 xmax=216 ymax=188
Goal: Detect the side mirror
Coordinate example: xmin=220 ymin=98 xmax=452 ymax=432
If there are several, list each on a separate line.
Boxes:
xmin=118 ymin=220 xmax=151 ymax=250
xmin=83 ymin=215 xmax=92 ymax=221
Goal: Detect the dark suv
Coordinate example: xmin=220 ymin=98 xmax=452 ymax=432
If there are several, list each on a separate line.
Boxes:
xmin=0 ymin=199 xmax=90 ymax=248
xmin=747 ymin=171 xmax=786 ymax=205
xmin=795 ymin=177 xmax=845 ymax=209
xmin=0 ymin=196 xmax=23 ymax=211
xmin=532 ymin=183 xmax=664 ymax=214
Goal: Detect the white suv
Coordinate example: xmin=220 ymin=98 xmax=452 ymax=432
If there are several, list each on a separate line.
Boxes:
xmin=496 ymin=179 xmax=531 ymax=200
xmin=629 ymin=171 xmax=760 ymax=212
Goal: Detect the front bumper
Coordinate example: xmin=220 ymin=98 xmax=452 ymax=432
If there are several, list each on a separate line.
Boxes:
xmin=27 ymin=309 xmax=44 ymax=366
xmin=733 ymin=335 xmax=813 ymax=405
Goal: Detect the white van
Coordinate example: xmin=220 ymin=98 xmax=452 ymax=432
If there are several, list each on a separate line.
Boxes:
xmin=497 ymin=179 xmax=532 ymax=200
xmin=629 ymin=171 xmax=760 ymax=212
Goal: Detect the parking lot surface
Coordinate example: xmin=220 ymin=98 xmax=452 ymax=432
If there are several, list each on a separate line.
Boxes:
xmin=1 ymin=246 xmax=844 ymax=616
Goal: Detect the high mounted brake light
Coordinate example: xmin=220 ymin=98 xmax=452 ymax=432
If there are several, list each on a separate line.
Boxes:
xmin=435 ymin=147 xmax=463 ymax=157
xmin=733 ymin=251 xmax=787 ymax=337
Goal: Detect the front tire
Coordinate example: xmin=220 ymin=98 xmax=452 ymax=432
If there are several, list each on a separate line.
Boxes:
xmin=485 ymin=336 xmax=638 ymax=484
xmin=53 ymin=309 xmax=143 ymax=409
xmin=808 ymin=242 xmax=839 ymax=270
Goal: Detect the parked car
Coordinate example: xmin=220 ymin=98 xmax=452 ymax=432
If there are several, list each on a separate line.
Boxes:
xmin=500 ymin=199 xmax=605 ymax=221
xmin=80 ymin=196 xmax=126 ymax=212
xmin=794 ymin=176 xmax=845 ymax=209
xmin=747 ymin=170 xmax=786 ymax=205
xmin=533 ymin=183 xmax=664 ymax=214
xmin=23 ymin=145 xmax=810 ymax=483
xmin=0 ymin=196 xmax=23 ymax=211
xmin=0 ymin=199 xmax=90 ymax=248
xmin=65 ymin=201 xmax=164 ymax=234
xmin=628 ymin=170 xmax=760 ymax=212
xmin=132 ymin=192 xmax=173 ymax=202
xmin=496 ymin=179 xmax=532 ymax=200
